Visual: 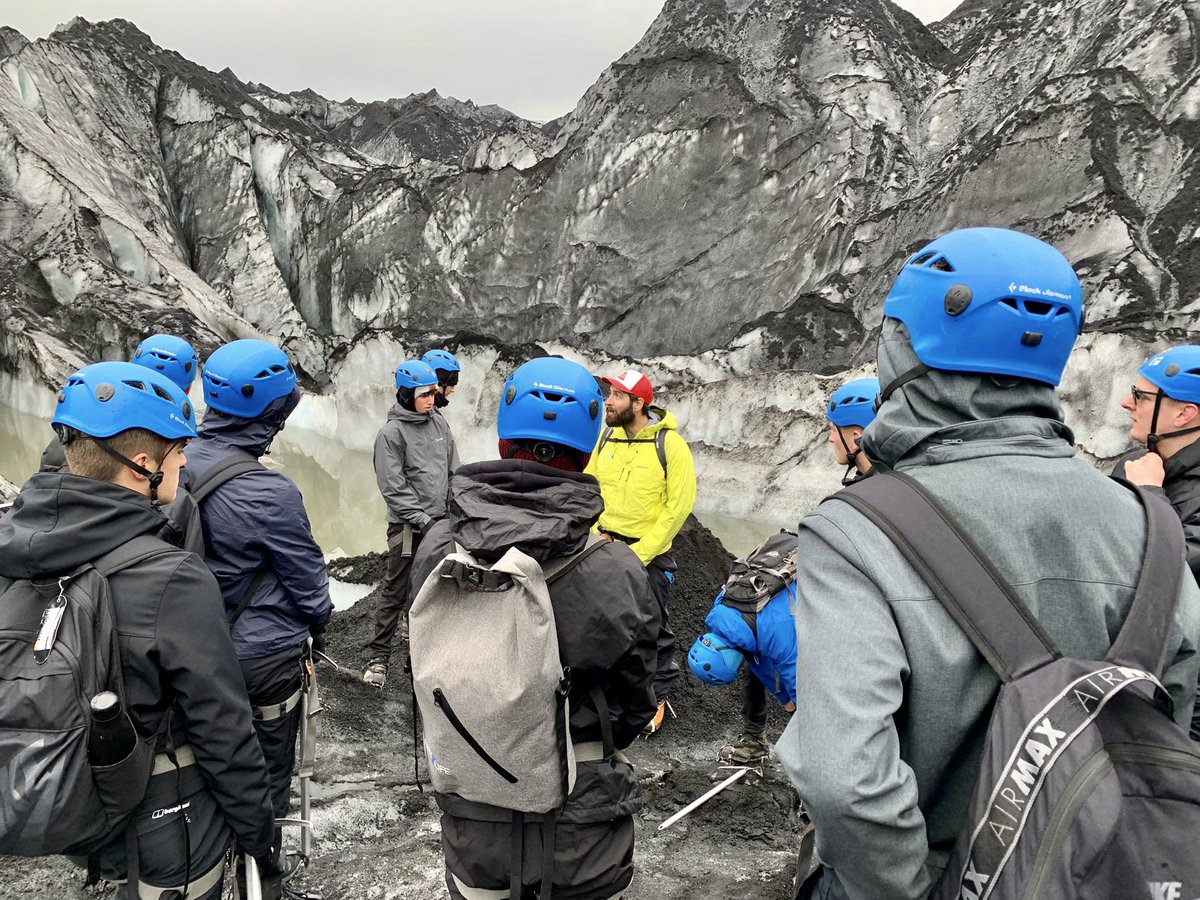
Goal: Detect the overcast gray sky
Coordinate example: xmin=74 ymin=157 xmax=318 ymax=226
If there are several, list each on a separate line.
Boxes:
xmin=1 ymin=0 xmax=966 ymax=121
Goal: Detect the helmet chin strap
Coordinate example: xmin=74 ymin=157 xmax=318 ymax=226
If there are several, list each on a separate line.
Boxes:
xmin=90 ymin=439 xmax=167 ymax=506
xmin=835 ymin=425 xmax=861 ymax=486
xmin=1146 ymin=393 xmax=1200 ymax=453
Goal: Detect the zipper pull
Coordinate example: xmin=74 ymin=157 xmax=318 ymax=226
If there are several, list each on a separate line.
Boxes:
xmin=33 ymin=577 xmax=70 ymax=665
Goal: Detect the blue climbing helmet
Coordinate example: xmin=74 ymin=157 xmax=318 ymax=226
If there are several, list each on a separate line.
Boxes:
xmin=201 ymin=339 xmax=297 ymax=418
xmin=53 ymin=361 xmax=197 ymax=441
xmin=827 ymin=377 xmax=880 ymax=428
xmin=687 ymin=632 xmax=745 ymax=685
xmin=497 ymin=357 xmax=603 ymax=453
xmin=1137 ymin=346 xmax=1200 ymax=447
xmin=1139 ymin=346 xmax=1200 ymax=404
xmin=422 ymin=349 xmax=461 ymax=375
xmin=53 ymin=361 xmax=196 ymax=504
xmin=131 ymin=334 xmax=198 ymax=393
xmin=395 ymin=360 xmax=438 ymax=391
xmin=881 ymin=227 xmax=1083 ymax=389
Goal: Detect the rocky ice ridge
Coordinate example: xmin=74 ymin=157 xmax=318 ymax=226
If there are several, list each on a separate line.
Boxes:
xmin=0 ymin=2 xmax=1198 ymax=522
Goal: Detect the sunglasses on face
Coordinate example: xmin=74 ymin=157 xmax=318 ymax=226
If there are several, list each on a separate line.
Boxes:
xmin=1130 ymin=385 xmax=1162 ymax=403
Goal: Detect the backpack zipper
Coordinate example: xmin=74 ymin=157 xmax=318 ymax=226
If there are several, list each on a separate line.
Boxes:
xmin=432 ymin=687 xmax=518 ymax=784
xmin=1022 ymin=747 xmax=1111 ymax=899
xmin=1022 ymin=742 xmax=1200 ymax=898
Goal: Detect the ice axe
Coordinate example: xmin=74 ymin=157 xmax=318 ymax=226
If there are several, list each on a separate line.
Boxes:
xmin=656 ymin=766 xmax=755 ymax=832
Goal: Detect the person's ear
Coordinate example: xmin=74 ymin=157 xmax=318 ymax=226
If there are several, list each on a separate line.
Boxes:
xmin=1179 ymin=402 xmax=1200 ymax=427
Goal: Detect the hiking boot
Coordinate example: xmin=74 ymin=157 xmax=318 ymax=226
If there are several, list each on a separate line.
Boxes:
xmin=719 ymin=731 xmax=769 ymax=765
xmin=363 ymin=659 xmax=388 ymax=689
xmin=278 ymin=850 xmax=304 ymax=882
xmin=642 ymin=698 xmax=668 ymax=735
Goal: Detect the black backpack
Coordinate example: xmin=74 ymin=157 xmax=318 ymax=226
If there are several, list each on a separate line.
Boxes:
xmin=0 ymin=535 xmax=175 ymax=856
xmin=838 ymin=472 xmax=1200 ymax=900
xmin=721 ymin=530 xmax=798 ymax=615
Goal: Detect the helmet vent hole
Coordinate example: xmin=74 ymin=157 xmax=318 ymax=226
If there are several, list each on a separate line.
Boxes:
xmin=123 ymin=380 xmax=147 ymax=392
xmin=1000 ymin=298 xmax=1020 ymax=311
xmin=930 ymin=256 xmax=955 ymax=272
xmin=1024 ymin=300 xmax=1053 ymax=316
xmin=151 ymin=385 xmax=173 ymax=402
xmin=268 ymin=365 xmax=286 ymax=374
xmin=1053 ymin=307 xmax=1071 ymax=318
xmin=912 ymin=252 xmax=937 ymax=266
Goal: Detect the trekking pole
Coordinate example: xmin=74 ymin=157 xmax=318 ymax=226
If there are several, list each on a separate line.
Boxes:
xmin=277 ymin=641 xmax=319 ymax=874
xmin=657 ymin=767 xmax=749 ymax=832
xmin=245 ymin=853 xmax=263 ymax=900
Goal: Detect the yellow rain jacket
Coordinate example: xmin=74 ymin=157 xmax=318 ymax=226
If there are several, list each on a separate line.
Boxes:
xmin=584 ymin=406 xmax=697 ymax=566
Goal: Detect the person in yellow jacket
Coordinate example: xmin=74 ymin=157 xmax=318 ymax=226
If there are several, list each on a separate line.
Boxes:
xmin=586 ymin=369 xmax=697 ymax=733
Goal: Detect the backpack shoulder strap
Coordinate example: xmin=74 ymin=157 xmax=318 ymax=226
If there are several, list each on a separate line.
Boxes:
xmin=543 ymin=534 xmax=609 ymax=586
xmin=596 ymin=426 xmax=668 ymax=478
xmin=1105 ymin=480 xmax=1184 ymax=674
xmin=837 ymin=471 xmax=1058 ymax=682
xmin=188 ymin=454 xmax=266 ymax=504
xmin=91 ymin=534 xmax=179 ymax=577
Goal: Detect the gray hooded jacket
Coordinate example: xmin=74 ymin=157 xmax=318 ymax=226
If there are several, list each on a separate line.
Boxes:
xmin=373 ymin=402 xmax=459 ymax=529
xmin=776 ymin=320 xmax=1200 ymax=900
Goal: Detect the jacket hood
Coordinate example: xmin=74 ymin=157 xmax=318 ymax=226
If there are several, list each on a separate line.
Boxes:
xmin=0 ymin=473 xmax=167 ymax=578
xmin=636 ymin=406 xmax=677 ymax=437
xmin=448 ymin=460 xmax=603 ymax=563
xmin=861 ymin=318 xmax=1073 ymax=469
xmin=196 ymin=388 xmax=300 ymax=457
xmin=387 ymin=402 xmax=435 ymax=425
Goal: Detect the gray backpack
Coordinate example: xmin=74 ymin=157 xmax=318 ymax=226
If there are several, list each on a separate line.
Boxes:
xmin=409 ymin=536 xmax=607 ymax=896
xmin=838 ymin=472 xmax=1200 ymax=900
xmin=0 ymin=535 xmax=169 ymax=856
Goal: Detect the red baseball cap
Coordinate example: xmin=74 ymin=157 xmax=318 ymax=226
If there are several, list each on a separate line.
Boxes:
xmin=601 ymin=369 xmax=653 ymax=405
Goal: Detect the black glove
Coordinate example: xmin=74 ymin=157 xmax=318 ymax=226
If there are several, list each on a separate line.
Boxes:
xmin=309 ymin=624 xmax=326 ymax=656
xmin=253 ymin=852 xmax=284 ymax=900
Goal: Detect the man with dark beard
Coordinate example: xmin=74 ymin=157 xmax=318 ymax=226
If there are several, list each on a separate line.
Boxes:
xmin=585 ymin=369 xmax=696 ymax=734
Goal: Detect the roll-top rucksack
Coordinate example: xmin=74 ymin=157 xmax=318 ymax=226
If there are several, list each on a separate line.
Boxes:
xmin=721 ymin=529 xmax=798 ymax=615
xmin=838 ymin=472 xmax=1200 ymax=900
xmin=408 ymin=534 xmax=607 ymax=898
xmin=0 ymin=535 xmax=172 ymax=856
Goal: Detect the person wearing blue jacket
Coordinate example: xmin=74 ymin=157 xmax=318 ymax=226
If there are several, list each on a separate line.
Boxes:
xmin=690 ymin=580 xmax=798 ymax=765
xmin=186 ymin=339 xmax=332 ymax=874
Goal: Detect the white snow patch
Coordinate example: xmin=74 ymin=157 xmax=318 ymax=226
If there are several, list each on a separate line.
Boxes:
xmin=169 ymin=83 xmax=217 ymax=124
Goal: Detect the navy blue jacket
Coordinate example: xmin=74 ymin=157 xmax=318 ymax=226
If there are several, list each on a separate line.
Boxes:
xmin=186 ymin=400 xmax=331 ymax=659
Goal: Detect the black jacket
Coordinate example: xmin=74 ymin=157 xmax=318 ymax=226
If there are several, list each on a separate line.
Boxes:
xmin=1114 ymin=441 xmax=1200 ymax=580
xmin=0 ymin=472 xmax=275 ymax=856
xmin=412 ymin=459 xmax=660 ymax=753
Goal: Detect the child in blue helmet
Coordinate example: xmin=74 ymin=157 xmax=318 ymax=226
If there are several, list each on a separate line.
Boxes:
xmin=1115 ymin=345 xmax=1200 ymax=588
xmin=363 ymin=358 xmax=460 ymax=688
xmin=408 ymin=356 xmax=659 ymax=900
xmin=0 ymin=362 xmax=279 ymax=898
